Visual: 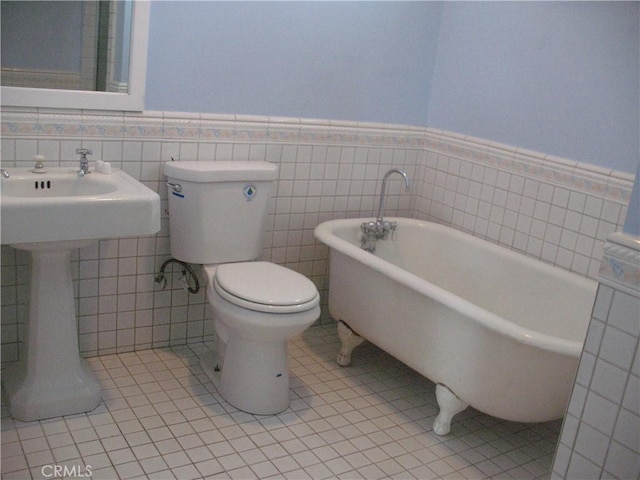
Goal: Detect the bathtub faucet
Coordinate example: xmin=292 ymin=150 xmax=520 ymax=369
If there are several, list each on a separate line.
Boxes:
xmin=360 ymin=169 xmax=410 ymax=252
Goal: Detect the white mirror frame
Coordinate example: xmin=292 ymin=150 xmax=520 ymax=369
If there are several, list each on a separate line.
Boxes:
xmin=1 ymin=1 xmax=149 ymax=112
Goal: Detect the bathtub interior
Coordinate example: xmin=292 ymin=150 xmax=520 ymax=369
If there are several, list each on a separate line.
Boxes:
xmin=331 ymin=218 xmax=597 ymax=343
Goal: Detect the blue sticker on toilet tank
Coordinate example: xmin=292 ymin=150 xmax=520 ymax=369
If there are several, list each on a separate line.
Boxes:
xmin=243 ymin=184 xmax=257 ymax=201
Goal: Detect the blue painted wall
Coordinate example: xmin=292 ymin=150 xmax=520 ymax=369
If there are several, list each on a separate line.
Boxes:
xmin=624 ymin=164 xmax=640 ymax=236
xmin=146 ymin=1 xmax=441 ymax=126
xmin=428 ymin=1 xmax=639 ymax=174
xmin=145 ymin=1 xmax=639 ymax=174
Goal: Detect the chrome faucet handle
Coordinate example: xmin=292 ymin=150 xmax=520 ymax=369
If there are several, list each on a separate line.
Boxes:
xmin=76 ymin=148 xmax=93 ymax=175
xmin=75 ymin=148 xmax=93 ymax=158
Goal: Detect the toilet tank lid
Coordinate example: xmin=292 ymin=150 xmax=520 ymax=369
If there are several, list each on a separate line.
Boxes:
xmin=164 ymin=161 xmax=278 ymax=182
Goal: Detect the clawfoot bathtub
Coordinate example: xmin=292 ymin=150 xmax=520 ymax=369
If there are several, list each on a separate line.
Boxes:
xmin=315 ymin=218 xmax=597 ymax=435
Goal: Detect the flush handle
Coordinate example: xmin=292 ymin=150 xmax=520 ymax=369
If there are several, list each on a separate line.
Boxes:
xmin=167 ymin=181 xmax=182 ymax=193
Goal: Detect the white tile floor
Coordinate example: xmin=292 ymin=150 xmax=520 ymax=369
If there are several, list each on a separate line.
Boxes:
xmin=2 ymin=324 xmax=560 ymax=479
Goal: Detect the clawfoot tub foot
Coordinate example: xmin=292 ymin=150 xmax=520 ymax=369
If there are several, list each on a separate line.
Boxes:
xmin=336 ymin=320 xmax=365 ymax=366
xmin=433 ymin=384 xmax=469 ymax=435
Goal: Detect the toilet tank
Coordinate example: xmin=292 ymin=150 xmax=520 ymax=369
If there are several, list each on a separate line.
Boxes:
xmin=164 ymin=161 xmax=278 ymax=264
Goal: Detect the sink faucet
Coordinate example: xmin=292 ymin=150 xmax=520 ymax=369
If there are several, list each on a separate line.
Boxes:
xmin=76 ymin=148 xmax=93 ymax=176
xmin=1 ymin=168 xmax=9 ymax=178
xmin=360 ymin=169 xmax=410 ymax=252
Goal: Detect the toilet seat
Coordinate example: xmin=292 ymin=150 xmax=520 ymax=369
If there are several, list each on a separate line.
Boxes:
xmin=213 ymin=262 xmax=320 ymax=314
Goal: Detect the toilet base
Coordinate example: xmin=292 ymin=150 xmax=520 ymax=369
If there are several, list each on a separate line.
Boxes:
xmin=203 ymin=337 xmax=291 ymax=415
xmin=201 ymin=350 xmax=223 ymax=389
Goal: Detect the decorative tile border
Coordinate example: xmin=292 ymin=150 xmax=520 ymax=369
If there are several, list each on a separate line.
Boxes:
xmin=1 ymin=108 xmax=632 ymax=206
xmin=599 ymin=232 xmax=640 ymax=296
xmin=422 ymin=131 xmax=633 ymax=205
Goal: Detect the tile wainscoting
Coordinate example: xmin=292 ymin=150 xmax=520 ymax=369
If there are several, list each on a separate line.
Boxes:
xmin=551 ymin=233 xmax=639 ymax=479
xmin=1 ymin=108 xmax=634 ymax=362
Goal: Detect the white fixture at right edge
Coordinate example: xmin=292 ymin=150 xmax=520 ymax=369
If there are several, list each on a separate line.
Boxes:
xmin=164 ymin=161 xmax=320 ymax=415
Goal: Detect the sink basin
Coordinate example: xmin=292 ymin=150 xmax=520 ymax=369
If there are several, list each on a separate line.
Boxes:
xmin=0 ymin=166 xmax=160 ymax=421
xmin=1 ymin=167 xmax=160 ymax=244
xmin=2 ymin=173 xmax=119 ymax=197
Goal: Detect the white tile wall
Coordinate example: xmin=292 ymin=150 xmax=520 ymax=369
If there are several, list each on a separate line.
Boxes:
xmin=551 ymin=234 xmax=640 ymax=479
xmin=0 ymin=108 xmax=634 ymax=362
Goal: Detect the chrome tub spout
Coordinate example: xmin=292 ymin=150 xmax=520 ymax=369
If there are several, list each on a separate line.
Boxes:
xmin=360 ymin=169 xmax=410 ymax=252
xmin=376 ymin=168 xmax=410 ymax=221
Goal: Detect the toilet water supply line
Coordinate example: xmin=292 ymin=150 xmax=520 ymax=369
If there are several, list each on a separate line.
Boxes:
xmin=155 ymin=258 xmax=200 ymax=294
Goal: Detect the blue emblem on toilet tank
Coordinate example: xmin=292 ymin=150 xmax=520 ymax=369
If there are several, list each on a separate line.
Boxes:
xmin=243 ymin=184 xmax=257 ymax=201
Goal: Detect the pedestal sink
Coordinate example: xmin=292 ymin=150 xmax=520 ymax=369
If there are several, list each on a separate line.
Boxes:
xmin=1 ymin=167 xmax=160 ymax=421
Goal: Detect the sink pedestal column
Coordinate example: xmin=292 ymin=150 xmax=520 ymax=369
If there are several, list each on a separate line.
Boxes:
xmin=3 ymin=240 xmax=102 ymax=422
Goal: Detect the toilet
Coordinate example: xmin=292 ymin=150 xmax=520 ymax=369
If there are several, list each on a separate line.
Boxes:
xmin=164 ymin=161 xmax=320 ymax=414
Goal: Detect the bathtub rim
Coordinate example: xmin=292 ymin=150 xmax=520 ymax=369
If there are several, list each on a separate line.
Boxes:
xmin=315 ymin=217 xmax=597 ymax=357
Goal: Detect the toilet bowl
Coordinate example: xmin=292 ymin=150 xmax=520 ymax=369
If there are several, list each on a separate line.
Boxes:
xmin=202 ymin=262 xmax=320 ymax=414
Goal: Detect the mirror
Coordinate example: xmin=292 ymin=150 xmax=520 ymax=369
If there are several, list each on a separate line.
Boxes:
xmin=0 ymin=0 xmax=149 ymax=111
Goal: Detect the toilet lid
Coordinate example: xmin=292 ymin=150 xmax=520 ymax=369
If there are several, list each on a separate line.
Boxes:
xmin=214 ymin=262 xmax=320 ymax=313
